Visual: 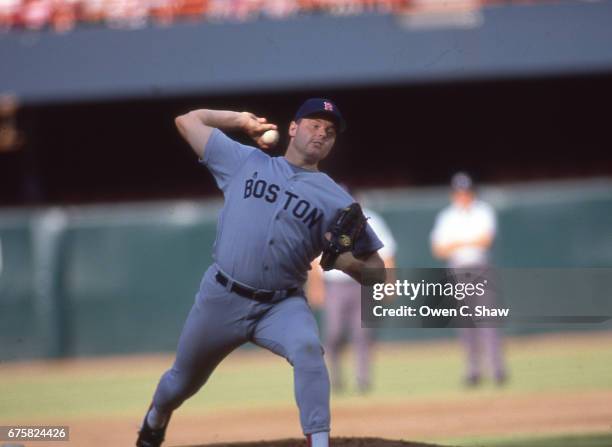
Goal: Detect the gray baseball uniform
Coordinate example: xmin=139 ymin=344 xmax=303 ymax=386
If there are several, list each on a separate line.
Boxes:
xmin=150 ymin=129 xmax=383 ymax=435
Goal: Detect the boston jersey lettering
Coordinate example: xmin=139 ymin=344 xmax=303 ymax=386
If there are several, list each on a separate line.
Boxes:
xmin=243 ymin=178 xmax=323 ymax=229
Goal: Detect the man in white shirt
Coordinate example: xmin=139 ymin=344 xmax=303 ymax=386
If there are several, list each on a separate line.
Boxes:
xmin=308 ymin=207 xmax=396 ymax=393
xmin=430 ymin=172 xmax=507 ymax=386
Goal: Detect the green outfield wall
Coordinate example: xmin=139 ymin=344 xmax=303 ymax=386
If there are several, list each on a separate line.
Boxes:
xmin=1 ymin=179 xmax=612 ymax=360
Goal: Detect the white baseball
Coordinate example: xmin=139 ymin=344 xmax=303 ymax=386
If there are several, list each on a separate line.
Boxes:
xmin=261 ymin=129 xmax=279 ymax=145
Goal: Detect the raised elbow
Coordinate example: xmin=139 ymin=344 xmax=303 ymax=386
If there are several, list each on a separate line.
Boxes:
xmin=175 ymin=113 xmax=188 ymax=131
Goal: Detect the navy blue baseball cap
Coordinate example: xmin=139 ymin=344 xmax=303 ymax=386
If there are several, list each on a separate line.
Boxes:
xmin=294 ymin=98 xmax=346 ymax=133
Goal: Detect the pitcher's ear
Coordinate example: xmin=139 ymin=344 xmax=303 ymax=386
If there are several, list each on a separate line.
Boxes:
xmin=289 ymin=120 xmax=298 ymax=137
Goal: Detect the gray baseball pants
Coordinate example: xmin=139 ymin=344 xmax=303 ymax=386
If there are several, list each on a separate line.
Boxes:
xmin=451 ymin=266 xmax=506 ymax=382
xmin=150 ymin=265 xmax=331 ymax=434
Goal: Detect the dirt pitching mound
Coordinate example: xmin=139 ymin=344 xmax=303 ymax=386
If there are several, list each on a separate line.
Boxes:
xmin=180 ymin=438 xmax=452 ymax=447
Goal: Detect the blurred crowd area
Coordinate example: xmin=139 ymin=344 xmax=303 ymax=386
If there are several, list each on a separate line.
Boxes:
xmin=0 ymin=0 xmax=557 ymax=33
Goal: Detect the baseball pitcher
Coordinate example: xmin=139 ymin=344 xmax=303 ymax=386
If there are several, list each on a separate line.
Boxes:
xmin=136 ymin=98 xmax=386 ymax=447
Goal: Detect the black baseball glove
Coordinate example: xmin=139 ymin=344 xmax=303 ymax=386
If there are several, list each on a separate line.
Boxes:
xmin=320 ymin=202 xmax=368 ymax=271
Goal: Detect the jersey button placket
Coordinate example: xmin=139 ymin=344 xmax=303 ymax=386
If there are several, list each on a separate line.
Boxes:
xmin=263 ymin=234 xmax=274 ymax=270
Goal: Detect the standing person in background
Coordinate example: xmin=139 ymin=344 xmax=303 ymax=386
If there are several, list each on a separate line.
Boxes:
xmin=430 ymin=172 xmax=507 ymax=387
xmin=308 ymin=204 xmax=396 ymax=393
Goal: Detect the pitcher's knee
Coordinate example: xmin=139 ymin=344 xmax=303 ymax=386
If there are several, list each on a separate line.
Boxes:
xmin=289 ymin=337 xmax=325 ymax=368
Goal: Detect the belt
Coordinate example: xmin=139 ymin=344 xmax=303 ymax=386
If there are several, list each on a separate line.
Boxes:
xmin=215 ymin=271 xmax=297 ymax=303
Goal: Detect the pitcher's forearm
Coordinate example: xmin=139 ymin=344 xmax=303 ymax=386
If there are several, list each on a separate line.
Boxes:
xmin=336 ymin=252 xmax=385 ymax=285
xmin=186 ymin=109 xmax=247 ymax=132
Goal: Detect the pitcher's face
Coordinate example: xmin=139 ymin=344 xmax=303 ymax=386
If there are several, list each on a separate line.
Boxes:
xmin=288 ymin=117 xmax=337 ymax=164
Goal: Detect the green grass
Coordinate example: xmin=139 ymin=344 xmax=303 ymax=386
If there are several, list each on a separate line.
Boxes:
xmin=373 ymin=345 xmax=612 ymax=399
xmin=1 ymin=336 xmax=611 ymax=421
